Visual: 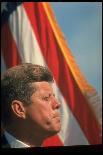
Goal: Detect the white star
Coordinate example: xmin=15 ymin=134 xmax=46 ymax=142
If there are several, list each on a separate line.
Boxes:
xmin=1 ymin=2 xmax=8 ymax=14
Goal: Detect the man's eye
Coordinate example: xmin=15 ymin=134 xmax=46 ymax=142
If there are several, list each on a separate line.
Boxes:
xmin=43 ymin=96 xmax=49 ymax=101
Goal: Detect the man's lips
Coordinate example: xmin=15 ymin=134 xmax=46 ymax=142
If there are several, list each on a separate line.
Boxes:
xmin=51 ymin=111 xmax=61 ymax=122
xmin=53 ymin=113 xmax=60 ymax=118
xmin=52 ymin=114 xmax=61 ymax=122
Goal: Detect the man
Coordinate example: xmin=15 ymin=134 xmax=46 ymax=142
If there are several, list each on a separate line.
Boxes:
xmin=1 ymin=63 xmax=61 ymax=148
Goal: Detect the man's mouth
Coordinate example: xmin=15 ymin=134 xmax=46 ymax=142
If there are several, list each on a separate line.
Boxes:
xmin=52 ymin=114 xmax=61 ymax=122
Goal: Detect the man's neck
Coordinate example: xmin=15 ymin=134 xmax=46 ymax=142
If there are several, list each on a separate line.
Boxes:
xmin=5 ymin=123 xmax=44 ymax=147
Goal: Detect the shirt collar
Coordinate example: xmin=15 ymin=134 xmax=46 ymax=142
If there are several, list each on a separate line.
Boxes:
xmin=4 ymin=131 xmax=30 ymax=148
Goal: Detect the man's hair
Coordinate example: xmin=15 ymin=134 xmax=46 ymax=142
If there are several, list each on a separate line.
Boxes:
xmin=1 ymin=63 xmax=53 ymax=125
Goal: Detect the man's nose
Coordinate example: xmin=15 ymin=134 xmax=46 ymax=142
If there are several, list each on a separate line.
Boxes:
xmin=51 ymin=97 xmax=61 ymax=109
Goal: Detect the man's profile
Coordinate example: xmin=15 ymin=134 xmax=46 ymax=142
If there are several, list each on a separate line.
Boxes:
xmin=1 ymin=63 xmax=61 ymax=148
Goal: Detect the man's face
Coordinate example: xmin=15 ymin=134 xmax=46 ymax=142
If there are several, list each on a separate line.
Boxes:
xmin=25 ymin=81 xmax=61 ymax=137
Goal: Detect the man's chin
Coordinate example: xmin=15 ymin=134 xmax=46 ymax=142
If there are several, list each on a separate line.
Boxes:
xmin=42 ymin=119 xmax=61 ymax=137
xmin=47 ymin=124 xmax=61 ymax=135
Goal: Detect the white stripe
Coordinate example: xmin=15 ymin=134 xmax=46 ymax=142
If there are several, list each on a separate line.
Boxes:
xmin=85 ymin=91 xmax=102 ymax=126
xmin=8 ymin=4 xmax=89 ymax=145
xmin=8 ymin=4 xmax=46 ymax=66
xmin=53 ymin=82 xmax=89 ymax=145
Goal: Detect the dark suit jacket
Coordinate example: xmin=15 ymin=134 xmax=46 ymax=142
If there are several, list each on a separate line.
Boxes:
xmin=1 ymin=134 xmax=10 ymax=148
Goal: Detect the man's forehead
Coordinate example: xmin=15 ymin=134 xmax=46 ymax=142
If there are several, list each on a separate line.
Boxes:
xmin=31 ymin=82 xmax=55 ymax=98
xmin=32 ymin=81 xmax=53 ymax=91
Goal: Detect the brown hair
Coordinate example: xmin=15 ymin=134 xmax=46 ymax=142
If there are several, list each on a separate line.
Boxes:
xmin=1 ymin=63 xmax=53 ymax=125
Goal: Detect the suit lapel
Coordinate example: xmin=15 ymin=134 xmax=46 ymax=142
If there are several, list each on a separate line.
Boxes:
xmin=1 ymin=134 xmax=11 ymax=148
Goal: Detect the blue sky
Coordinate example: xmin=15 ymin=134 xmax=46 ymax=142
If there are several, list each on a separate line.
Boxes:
xmin=51 ymin=2 xmax=102 ymax=97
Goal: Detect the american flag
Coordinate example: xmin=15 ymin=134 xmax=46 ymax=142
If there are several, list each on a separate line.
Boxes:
xmin=1 ymin=2 xmax=102 ymax=146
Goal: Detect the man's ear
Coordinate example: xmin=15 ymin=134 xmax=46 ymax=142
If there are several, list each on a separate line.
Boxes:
xmin=11 ymin=100 xmax=26 ymax=119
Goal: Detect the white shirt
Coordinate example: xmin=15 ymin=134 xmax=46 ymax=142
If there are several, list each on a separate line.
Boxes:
xmin=4 ymin=131 xmax=30 ymax=148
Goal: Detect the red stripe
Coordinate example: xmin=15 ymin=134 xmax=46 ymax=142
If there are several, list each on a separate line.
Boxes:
xmin=42 ymin=135 xmax=63 ymax=147
xmin=1 ymin=23 xmax=21 ymax=68
xmin=23 ymin=2 xmax=101 ymax=144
